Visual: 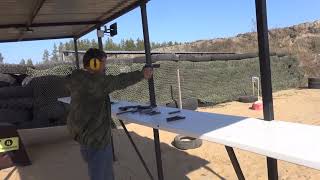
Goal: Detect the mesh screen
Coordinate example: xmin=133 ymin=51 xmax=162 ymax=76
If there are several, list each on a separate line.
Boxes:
xmin=104 ymin=56 xmax=303 ymax=106
xmin=1 ymin=55 xmax=303 ymax=107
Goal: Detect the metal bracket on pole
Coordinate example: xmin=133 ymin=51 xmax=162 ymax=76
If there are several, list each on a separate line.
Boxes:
xmin=97 ymin=23 xmax=118 ymax=38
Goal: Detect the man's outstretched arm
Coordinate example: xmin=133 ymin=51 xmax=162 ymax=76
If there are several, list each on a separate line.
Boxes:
xmin=105 ymin=70 xmax=144 ymax=92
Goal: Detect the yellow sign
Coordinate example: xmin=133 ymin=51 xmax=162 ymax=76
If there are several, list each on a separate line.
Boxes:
xmin=0 ymin=137 xmax=19 ymax=152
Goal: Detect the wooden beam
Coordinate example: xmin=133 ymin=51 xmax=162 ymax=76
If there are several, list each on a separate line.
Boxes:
xmin=0 ymin=21 xmax=101 ymax=29
xmin=18 ymin=0 xmax=46 ymax=41
xmin=0 ymin=35 xmax=73 ymax=43
xmin=28 ymin=0 xmax=47 ymax=26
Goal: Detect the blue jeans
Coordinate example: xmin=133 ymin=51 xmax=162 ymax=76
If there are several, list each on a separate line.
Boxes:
xmin=80 ymin=144 xmax=114 ymax=180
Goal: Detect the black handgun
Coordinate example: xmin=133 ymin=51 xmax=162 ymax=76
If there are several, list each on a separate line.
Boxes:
xmin=119 ymin=105 xmax=151 ymax=111
xmin=166 ymin=115 xmax=186 ymax=122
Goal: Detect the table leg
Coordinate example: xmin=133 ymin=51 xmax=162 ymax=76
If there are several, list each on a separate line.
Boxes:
xmin=111 ymin=133 xmax=117 ymax=162
xmin=119 ymin=120 xmax=154 ymax=180
xmin=153 ymin=128 xmax=164 ymax=180
xmin=225 ymin=146 xmax=245 ymax=180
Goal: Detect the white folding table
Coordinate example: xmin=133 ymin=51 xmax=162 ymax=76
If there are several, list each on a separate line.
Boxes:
xmin=58 ymin=97 xmax=320 ymax=179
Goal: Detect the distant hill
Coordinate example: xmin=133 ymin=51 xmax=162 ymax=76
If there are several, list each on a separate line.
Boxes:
xmin=155 ymin=20 xmax=320 ymax=77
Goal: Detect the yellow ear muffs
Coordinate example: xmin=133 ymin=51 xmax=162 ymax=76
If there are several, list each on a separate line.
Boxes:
xmin=89 ymin=58 xmax=101 ymax=71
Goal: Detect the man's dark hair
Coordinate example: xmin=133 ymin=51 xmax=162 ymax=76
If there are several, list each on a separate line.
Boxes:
xmin=83 ymin=48 xmax=106 ymax=67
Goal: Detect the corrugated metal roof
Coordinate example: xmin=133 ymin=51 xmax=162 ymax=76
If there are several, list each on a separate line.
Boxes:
xmin=0 ymin=0 xmax=147 ymax=42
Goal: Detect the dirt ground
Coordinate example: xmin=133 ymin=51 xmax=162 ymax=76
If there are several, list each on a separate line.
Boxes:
xmin=1 ymin=89 xmax=319 ymax=180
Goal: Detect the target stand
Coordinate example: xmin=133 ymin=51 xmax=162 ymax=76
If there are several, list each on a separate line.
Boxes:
xmin=251 ymin=77 xmax=263 ymax=111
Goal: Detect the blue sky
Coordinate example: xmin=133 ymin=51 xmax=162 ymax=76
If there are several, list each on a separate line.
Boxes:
xmin=0 ymin=0 xmax=319 ymax=64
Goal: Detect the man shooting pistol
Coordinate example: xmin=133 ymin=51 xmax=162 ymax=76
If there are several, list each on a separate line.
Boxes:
xmin=66 ymin=48 xmax=153 ymax=180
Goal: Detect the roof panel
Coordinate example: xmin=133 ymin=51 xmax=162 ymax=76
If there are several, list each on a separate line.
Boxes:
xmin=33 ymin=14 xmax=102 ymax=23
xmin=0 ymin=26 xmax=86 ymax=42
xmin=38 ymin=0 xmax=119 ymax=14
xmin=0 ymin=0 xmax=35 ymax=15
xmin=0 ymin=0 xmax=146 ymax=42
xmin=0 ymin=0 xmax=36 ymax=25
xmin=0 ymin=28 xmax=20 ymax=40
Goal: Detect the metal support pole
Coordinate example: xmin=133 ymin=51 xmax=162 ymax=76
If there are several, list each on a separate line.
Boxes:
xmin=225 ymin=146 xmax=245 ymax=180
xmin=73 ymin=38 xmax=79 ymax=69
xmin=97 ymin=27 xmax=117 ymax=163
xmin=119 ymin=120 xmax=154 ymax=180
xmin=97 ymin=27 xmax=103 ymax=51
xmin=140 ymin=3 xmax=164 ymax=180
xmin=62 ymin=51 xmax=65 ymax=62
xmin=177 ymin=68 xmax=183 ymax=109
xmin=97 ymin=26 xmax=106 ymax=75
xmin=141 ymin=3 xmax=156 ymax=107
xmin=255 ymin=0 xmax=278 ymax=179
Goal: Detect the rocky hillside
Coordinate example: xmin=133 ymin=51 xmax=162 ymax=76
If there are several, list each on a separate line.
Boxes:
xmin=156 ymin=20 xmax=320 ymax=77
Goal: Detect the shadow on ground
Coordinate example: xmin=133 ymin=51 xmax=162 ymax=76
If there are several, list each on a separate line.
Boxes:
xmin=0 ymin=127 xmax=225 ymax=180
xmin=112 ymin=129 xmax=224 ymax=180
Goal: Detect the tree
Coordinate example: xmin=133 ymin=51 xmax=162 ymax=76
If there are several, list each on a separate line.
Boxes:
xmin=20 ymin=59 xmax=26 ymax=65
xmin=51 ymin=43 xmax=59 ymax=62
xmin=0 ymin=53 xmax=3 ymax=64
xmin=91 ymin=39 xmax=98 ymax=49
xmin=26 ymin=59 xmax=33 ymax=66
xmin=105 ymin=38 xmax=118 ymax=51
xmin=59 ymin=38 xmax=183 ymax=54
xmin=119 ymin=39 xmax=126 ymax=50
xmin=161 ymin=42 xmax=168 ymax=47
xmin=124 ymin=39 xmax=136 ymax=51
xmin=64 ymin=40 xmax=73 ymax=51
xmin=77 ymin=39 xmax=91 ymax=50
xmin=78 ymin=39 xmax=85 ymax=50
xmin=42 ymin=49 xmax=50 ymax=63
xmin=151 ymin=42 xmax=162 ymax=49
xmin=85 ymin=39 xmax=91 ymax=49
xmin=136 ymin=38 xmax=144 ymax=50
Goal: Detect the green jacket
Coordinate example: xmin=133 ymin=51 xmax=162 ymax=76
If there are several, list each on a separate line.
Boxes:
xmin=66 ymin=69 xmax=144 ymax=149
